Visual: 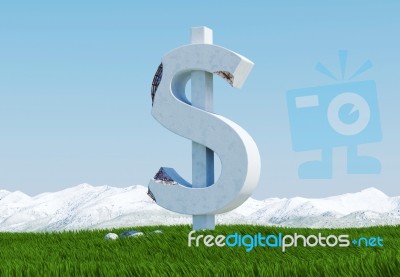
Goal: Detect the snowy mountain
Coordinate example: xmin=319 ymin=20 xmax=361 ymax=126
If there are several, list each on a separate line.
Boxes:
xmin=1 ymin=184 xmax=400 ymax=232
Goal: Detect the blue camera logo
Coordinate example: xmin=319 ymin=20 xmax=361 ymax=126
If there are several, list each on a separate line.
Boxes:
xmin=287 ymin=51 xmax=382 ymax=179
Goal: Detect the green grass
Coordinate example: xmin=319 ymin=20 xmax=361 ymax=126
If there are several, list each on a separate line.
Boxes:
xmin=1 ymin=225 xmax=399 ymax=276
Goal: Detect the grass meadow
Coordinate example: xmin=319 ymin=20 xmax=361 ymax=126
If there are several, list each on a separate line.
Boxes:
xmin=1 ymin=224 xmax=399 ymax=276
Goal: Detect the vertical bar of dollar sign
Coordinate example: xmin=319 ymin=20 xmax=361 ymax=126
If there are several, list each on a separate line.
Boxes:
xmin=191 ymin=27 xmax=215 ymax=230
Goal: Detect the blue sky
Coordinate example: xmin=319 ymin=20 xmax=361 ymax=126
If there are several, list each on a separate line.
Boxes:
xmin=0 ymin=1 xmax=399 ymax=199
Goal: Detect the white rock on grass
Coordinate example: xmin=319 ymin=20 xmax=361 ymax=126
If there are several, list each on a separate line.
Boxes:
xmin=104 ymin=233 xmax=119 ymax=240
xmin=120 ymin=230 xmax=144 ymax=238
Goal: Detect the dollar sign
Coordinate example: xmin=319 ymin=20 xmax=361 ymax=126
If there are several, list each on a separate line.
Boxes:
xmin=148 ymin=27 xmax=260 ymax=230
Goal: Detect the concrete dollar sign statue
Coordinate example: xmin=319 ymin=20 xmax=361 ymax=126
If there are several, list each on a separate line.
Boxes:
xmin=148 ymin=27 xmax=260 ymax=230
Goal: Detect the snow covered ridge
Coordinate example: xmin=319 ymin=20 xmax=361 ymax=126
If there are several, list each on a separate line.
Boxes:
xmin=1 ymin=184 xmax=400 ymax=232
